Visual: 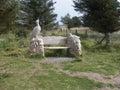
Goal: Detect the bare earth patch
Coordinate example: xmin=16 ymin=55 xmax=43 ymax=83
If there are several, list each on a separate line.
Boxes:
xmin=43 ymin=57 xmax=74 ymax=63
xmin=43 ymin=57 xmax=120 ymax=90
xmin=59 ymin=70 xmax=120 ymax=85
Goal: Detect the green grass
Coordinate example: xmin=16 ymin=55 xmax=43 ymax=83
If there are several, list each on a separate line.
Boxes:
xmin=0 ymin=56 xmax=103 ymax=90
xmin=61 ymin=37 xmax=120 ymax=75
xmin=28 ymin=71 xmax=103 ymax=90
xmin=62 ymin=51 xmax=120 ymax=75
xmin=45 ymin=49 xmax=68 ymax=57
xmin=0 ymin=30 xmax=120 ymax=89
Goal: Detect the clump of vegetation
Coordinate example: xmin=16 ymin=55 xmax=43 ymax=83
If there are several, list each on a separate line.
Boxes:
xmin=45 ymin=49 xmax=68 ymax=57
xmin=73 ymin=0 xmax=120 ymax=46
xmin=29 ymin=54 xmax=44 ymax=59
xmin=0 ymin=33 xmax=28 ymax=57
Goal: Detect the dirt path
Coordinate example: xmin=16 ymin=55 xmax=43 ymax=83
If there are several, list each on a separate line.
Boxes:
xmin=59 ymin=69 xmax=120 ymax=85
xmin=43 ymin=57 xmax=120 ymax=90
xmin=57 ymin=67 xmax=120 ymax=90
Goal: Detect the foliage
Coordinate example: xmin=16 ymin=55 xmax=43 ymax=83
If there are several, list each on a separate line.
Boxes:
xmin=0 ymin=33 xmax=29 ymax=57
xmin=45 ymin=49 xmax=68 ymax=57
xmin=21 ymin=0 xmax=57 ymax=30
xmin=61 ymin=13 xmax=82 ymax=28
xmin=14 ymin=27 xmax=29 ymax=38
xmin=0 ymin=0 xmax=19 ymax=34
xmin=72 ymin=16 xmax=82 ymax=27
xmin=61 ymin=13 xmax=71 ymax=27
xmin=73 ymin=0 xmax=120 ymax=46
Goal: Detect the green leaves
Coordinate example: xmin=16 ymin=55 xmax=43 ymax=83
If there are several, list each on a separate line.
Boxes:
xmin=22 ymin=0 xmax=57 ymax=30
xmin=0 ymin=0 xmax=19 ymax=34
xmin=61 ymin=14 xmax=82 ymax=28
xmin=73 ymin=0 xmax=120 ymax=46
xmin=73 ymin=0 xmax=120 ymax=33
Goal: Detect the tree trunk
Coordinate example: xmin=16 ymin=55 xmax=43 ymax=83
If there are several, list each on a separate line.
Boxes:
xmin=105 ymin=33 xmax=110 ymax=47
xmin=97 ymin=35 xmax=106 ymax=44
xmin=97 ymin=33 xmax=111 ymax=46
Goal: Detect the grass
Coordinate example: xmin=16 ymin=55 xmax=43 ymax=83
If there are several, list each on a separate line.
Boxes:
xmin=45 ymin=49 xmax=68 ymax=57
xmin=61 ymin=34 xmax=120 ymax=75
xmin=0 ymin=56 xmax=103 ymax=90
xmin=29 ymin=71 xmax=103 ymax=90
xmin=62 ymin=50 xmax=120 ymax=75
xmin=0 ymin=30 xmax=120 ymax=89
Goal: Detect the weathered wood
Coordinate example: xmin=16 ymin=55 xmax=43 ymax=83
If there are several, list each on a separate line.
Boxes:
xmin=40 ymin=36 xmax=67 ymax=45
xmin=44 ymin=46 xmax=69 ymax=49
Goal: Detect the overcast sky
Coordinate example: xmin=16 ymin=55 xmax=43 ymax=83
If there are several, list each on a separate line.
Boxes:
xmin=54 ymin=0 xmax=120 ymax=24
xmin=54 ymin=0 xmax=80 ymax=23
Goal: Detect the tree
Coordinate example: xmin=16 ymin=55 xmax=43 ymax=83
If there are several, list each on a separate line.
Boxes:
xmin=72 ymin=16 xmax=82 ymax=27
xmin=73 ymin=0 xmax=120 ymax=46
xmin=0 ymin=0 xmax=19 ymax=34
xmin=61 ymin=13 xmax=72 ymax=29
xmin=61 ymin=13 xmax=81 ymax=28
xmin=22 ymin=0 xmax=57 ymax=30
xmin=61 ymin=13 xmax=71 ymax=25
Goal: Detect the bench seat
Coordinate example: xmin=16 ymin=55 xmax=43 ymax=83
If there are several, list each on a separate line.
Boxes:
xmin=44 ymin=46 xmax=69 ymax=49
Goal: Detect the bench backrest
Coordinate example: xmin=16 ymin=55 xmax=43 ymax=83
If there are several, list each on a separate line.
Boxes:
xmin=40 ymin=36 xmax=67 ymax=45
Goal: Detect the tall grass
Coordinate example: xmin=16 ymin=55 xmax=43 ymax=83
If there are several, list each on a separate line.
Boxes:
xmin=0 ymin=33 xmax=29 ymax=57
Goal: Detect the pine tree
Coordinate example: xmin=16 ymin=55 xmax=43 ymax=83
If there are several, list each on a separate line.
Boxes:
xmin=72 ymin=16 xmax=82 ymax=27
xmin=73 ymin=0 xmax=120 ymax=46
xmin=61 ymin=14 xmax=82 ymax=28
xmin=0 ymin=0 xmax=19 ymax=34
xmin=22 ymin=0 xmax=57 ymax=30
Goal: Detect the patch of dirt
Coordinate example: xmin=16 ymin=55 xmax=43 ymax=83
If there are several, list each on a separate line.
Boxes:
xmin=43 ymin=57 xmax=74 ymax=63
xmin=43 ymin=57 xmax=120 ymax=90
xmin=0 ymin=39 xmax=4 ymax=41
xmin=59 ymin=69 xmax=120 ymax=85
xmin=57 ymin=68 xmax=120 ymax=90
xmin=98 ymin=87 xmax=120 ymax=90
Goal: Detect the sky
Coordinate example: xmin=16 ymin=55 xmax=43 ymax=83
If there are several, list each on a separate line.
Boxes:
xmin=54 ymin=0 xmax=120 ymax=24
xmin=54 ymin=0 xmax=80 ymax=24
